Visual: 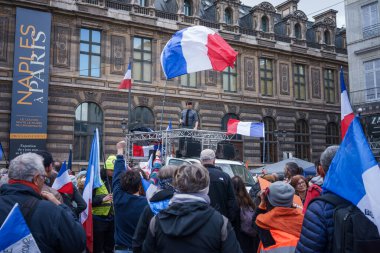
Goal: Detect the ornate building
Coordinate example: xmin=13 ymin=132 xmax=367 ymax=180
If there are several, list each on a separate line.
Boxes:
xmin=0 ymin=0 xmax=347 ymax=169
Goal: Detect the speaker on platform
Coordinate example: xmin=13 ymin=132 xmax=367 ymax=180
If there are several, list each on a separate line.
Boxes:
xmin=180 ymin=139 xmax=202 ymax=157
xmin=216 ymin=142 xmax=236 ymax=160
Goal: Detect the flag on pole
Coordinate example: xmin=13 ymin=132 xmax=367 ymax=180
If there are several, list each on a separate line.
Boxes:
xmin=166 ymin=120 xmax=172 ymax=131
xmin=52 ymin=161 xmax=74 ymax=195
xmin=340 ymin=67 xmax=354 ymax=140
xmin=118 ymin=63 xmax=132 ymax=89
xmin=227 ymin=119 xmax=265 ymax=137
xmin=0 ymin=203 xmax=41 ymax=252
xmin=68 ymin=145 xmax=73 ymax=172
xmin=161 ymin=26 xmax=238 ymax=79
xmin=324 ymin=117 xmax=380 ymax=235
xmin=80 ymin=129 xmax=102 ymax=253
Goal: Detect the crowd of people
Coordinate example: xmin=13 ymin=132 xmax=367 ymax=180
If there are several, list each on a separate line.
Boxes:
xmin=0 ymin=142 xmax=379 ymax=253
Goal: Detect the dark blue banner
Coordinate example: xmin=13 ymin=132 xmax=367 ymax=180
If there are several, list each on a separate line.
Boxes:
xmin=9 ymin=8 xmax=51 ymax=159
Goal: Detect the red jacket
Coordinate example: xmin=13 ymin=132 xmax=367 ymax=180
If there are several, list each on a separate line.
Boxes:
xmin=302 ymin=184 xmax=322 ymax=214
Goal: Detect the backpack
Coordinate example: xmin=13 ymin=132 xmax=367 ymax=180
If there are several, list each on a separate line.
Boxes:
xmin=240 ymin=206 xmax=257 ymax=237
xmin=315 ymin=193 xmax=380 ymax=253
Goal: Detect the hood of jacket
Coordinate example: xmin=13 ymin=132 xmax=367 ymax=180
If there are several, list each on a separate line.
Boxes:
xmin=157 ymin=201 xmax=215 ymax=237
xmin=150 ymin=188 xmax=174 ymax=202
xmin=0 ymin=183 xmax=42 ymax=199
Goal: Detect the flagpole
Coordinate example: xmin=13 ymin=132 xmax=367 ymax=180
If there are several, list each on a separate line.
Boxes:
xmin=160 ymin=80 xmax=168 ymax=162
xmin=127 ymin=60 xmax=133 ymax=162
xmin=262 ymin=135 xmax=266 ymax=165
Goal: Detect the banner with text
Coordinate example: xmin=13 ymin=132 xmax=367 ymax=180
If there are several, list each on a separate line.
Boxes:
xmin=9 ymin=8 xmax=51 ymax=159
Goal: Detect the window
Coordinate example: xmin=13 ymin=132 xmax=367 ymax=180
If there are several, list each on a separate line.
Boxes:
xmin=74 ymin=102 xmax=103 ymax=161
xmin=184 ymin=0 xmax=192 ymax=16
xmin=224 ymin=8 xmax=232 ymax=25
xmin=324 ymin=69 xmax=335 ymax=103
xmin=261 ymin=117 xmax=277 ymax=163
xmin=326 ymin=122 xmax=339 ymax=145
xmin=294 ymin=23 xmax=301 ymax=39
xmin=324 ymin=30 xmax=331 ymax=45
xmin=262 ymin=16 xmax=269 ymax=32
xmin=131 ymin=106 xmax=155 ymax=130
xmin=295 ymin=119 xmax=310 ymax=161
xmin=260 ymin=58 xmax=273 ymax=96
xmin=140 ymin=0 xmax=147 ymax=6
xmin=181 ymin=73 xmax=197 ymax=87
xmin=133 ymin=37 xmax=152 ymax=82
xmin=223 ymin=62 xmax=237 ymax=92
xmin=79 ymin=29 xmax=101 ymax=77
xmin=364 ymin=59 xmax=380 ymax=100
xmin=294 ymin=64 xmax=306 ymax=100
xmin=362 ymin=2 xmax=380 ymax=38
xmin=221 ymin=113 xmax=241 ymax=140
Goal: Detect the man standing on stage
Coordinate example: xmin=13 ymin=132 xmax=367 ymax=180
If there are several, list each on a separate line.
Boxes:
xmin=180 ymin=101 xmax=199 ymax=130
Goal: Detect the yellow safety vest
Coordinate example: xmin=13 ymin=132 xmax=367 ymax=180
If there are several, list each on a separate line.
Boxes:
xmin=92 ymin=182 xmax=112 ymax=216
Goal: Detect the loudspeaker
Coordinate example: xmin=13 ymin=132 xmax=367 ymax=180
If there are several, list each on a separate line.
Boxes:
xmin=180 ymin=139 xmax=201 ymax=157
xmin=216 ymin=142 xmax=236 ymax=160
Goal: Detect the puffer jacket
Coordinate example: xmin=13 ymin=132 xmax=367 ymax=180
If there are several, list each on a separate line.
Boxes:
xmin=295 ymin=198 xmax=335 ymax=253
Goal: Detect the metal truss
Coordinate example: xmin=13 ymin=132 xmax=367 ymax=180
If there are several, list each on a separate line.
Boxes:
xmin=125 ymin=129 xmax=235 ymax=161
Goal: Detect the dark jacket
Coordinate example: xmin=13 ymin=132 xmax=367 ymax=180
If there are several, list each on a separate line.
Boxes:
xmin=142 ymin=201 xmax=243 ymax=253
xmin=295 ymin=197 xmax=335 ymax=253
xmin=0 ymin=183 xmax=86 ymax=253
xmin=113 ymin=155 xmax=148 ymax=248
xmin=61 ymin=186 xmax=87 ymax=218
xmin=133 ymin=189 xmax=174 ymax=253
xmin=203 ymin=164 xmax=239 ymax=226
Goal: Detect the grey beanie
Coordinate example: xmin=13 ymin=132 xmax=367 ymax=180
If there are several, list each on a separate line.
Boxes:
xmin=267 ymin=181 xmax=295 ymax=207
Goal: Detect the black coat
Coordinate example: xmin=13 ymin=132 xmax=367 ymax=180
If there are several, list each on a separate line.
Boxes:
xmin=142 ymin=201 xmax=242 ymax=253
xmin=0 ymin=183 xmax=86 ymax=253
xmin=61 ymin=186 xmax=87 ymax=218
xmin=203 ymin=164 xmax=239 ymax=227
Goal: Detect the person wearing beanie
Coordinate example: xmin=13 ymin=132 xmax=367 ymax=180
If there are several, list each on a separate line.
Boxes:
xmin=253 ymin=181 xmax=304 ymax=252
xmin=143 ymin=163 xmax=243 ymax=253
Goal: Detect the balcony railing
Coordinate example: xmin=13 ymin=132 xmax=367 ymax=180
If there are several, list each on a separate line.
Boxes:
xmin=240 ymin=28 xmax=256 ymax=36
xmin=363 ymin=23 xmax=380 ymax=39
xmin=349 ymin=88 xmax=380 ymax=106
xmin=307 ymin=41 xmax=321 ymax=49
xmin=156 ymin=10 xmax=177 ymax=21
xmin=105 ymin=0 xmax=132 ymax=11
xmin=134 ymin=5 xmax=150 ymax=15
xmin=199 ymin=20 xmax=220 ymax=29
xmin=336 ymin=47 xmax=347 ymax=54
xmin=223 ymin=25 xmax=236 ymax=33
xmin=183 ymin=16 xmax=195 ymax=24
xmin=82 ymin=0 xmax=100 ymax=5
xmin=275 ymin=34 xmax=291 ymax=43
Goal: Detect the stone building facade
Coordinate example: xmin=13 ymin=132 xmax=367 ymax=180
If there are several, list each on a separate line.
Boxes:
xmin=0 ymin=0 xmax=347 ymax=169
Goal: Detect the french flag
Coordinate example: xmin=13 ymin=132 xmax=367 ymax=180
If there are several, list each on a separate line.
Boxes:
xmin=0 ymin=203 xmax=40 ymax=252
xmin=52 ymin=161 xmax=73 ymax=194
xmin=324 ymin=117 xmax=380 ymax=235
xmin=227 ymin=119 xmax=265 ymax=138
xmin=80 ymin=129 xmax=103 ymax=253
xmin=118 ymin=63 xmax=132 ymax=89
xmin=340 ymin=67 xmax=354 ymax=140
xmin=161 ymin=26 xmax=238 ymax=79
xmin=133 ymin=144 xmax=155 ymax=157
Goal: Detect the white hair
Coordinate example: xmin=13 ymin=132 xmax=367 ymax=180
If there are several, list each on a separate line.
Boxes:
xmin=8 ymin=153 xmax=45 ymax=182
xmin=320 ymin=145 xmax=339 ymax=173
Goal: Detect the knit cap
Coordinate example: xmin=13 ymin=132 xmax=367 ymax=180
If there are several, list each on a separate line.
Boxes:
xmin=267 ymin=181 xmax=295 ymax=207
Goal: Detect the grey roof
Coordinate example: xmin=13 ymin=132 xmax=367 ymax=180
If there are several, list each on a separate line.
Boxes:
xmin=251 ymin=157 xmax=316 ymax=175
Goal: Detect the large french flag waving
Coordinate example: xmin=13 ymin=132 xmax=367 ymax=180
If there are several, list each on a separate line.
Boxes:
xmin=161 ymin=26 xmax=238 ymax=79
xmin=227 ymin=119 xmax=265 ymax=138
xmin=52 ymin=161 xmax=73 ymax=195
xmin=324 ymin=117 xmax=380 ymax=235
xmin=340 ymin=67 xmax=354 ymax=140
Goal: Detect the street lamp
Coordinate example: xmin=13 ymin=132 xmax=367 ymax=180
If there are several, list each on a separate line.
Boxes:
xmin=274 ymin=130 xmax=287 ymax=160
xmin=121 ymin=118 xmax=127 ymax=134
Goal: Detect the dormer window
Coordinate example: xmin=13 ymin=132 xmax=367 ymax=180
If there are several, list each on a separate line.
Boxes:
xmin=184 ymin=0 xmax=192 ymax=16
xmin=324 ymin=30 xmax=331 ymax=45
xmin=295 ymin=23 xmax=301 ymax=39
xmin=262 ymin=16 xmax=269 ymax=32
xmin=225 ymin=8 xmax=233 ymax=25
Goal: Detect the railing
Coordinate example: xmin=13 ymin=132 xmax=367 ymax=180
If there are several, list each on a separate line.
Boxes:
xmin=82 ymin=0 xmax=100 ymax=5
xmin=105 ymin=0 xmax=131 ymax=11
xmin=223 ymin=25 xmax=236 ymax=33
xmin=240 ymin=28 xmax=256 ymax=36
xmin=261 ymin=32 xmax=273 ymax=40
xmin=363 ymin=23 xmax=380 ymax=39
xmin=156 ymin=10 xmax=177 ymax=21
xmin=200 ymin=20 xmax=220 ymax=29
xmin=183 ymin=16 xmax=195 ymax=24
xmin=275 ymin=34 xmax=290 ymax=43
xmin=134 ymin=5 xmax=150 ymax=15
xmin=322 ymin=45 xmax=335 ymax=52
xmin=349 ymin=88 xmax=380 ymax=106
xmin=336 ymin=47 xmax=347 ymax=54
xmin=307 ymin=41 xmax=321 ymax=49
xmin=292 ymin=38 xmax=306 ymax=46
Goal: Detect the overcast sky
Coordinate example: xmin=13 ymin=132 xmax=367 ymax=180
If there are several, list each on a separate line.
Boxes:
xmin=241 ymin=0 xmax=346 ymax=28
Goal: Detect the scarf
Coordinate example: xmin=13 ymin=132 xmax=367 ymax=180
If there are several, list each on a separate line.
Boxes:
xmin=8 ymin=179 xmax=41 ymax=195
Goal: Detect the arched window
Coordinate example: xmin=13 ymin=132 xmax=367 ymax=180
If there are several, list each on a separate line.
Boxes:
xmin=295 ymin=119 xmax=310 ymax=161
xmin=184 ymin=0 xmax=192 ymax=16
xmin=294 ymin=23 xmax=301 ymax=39
xmin=131 ymin=106 xmax=155 ymax=130
xmin=261 ymin=16 xmax=269 ymax=32
xmin=261 ymin=117 xmax=278 ymax=163
xmin=74 ymin=102 xmax=103 ymax=161
xmin=324 ymin=30 xmax=331 ymax=45
xmin=224 ymin=8 xmax=232 ymax=25
xmin=221 ymin=113 xmax=241 ymax=140
xmin=326 ymin=122 xmax=339 ymax=145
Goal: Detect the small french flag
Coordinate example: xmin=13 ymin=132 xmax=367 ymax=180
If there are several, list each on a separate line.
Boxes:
xmin=118 ymin=63 xmax=132 ymax=89
xmin=340 ymin=67 xmax=354 ymax=140
xmin=227 ymin=119 xmax=265 ymax=138
xmin=52 ymin=161 xmax=73 ymax=195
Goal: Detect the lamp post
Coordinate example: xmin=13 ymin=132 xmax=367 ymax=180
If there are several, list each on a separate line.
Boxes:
xmin=274 ymin=130 xmax=287 ymax=160
xmin=121 ymin=118 xmax=127 ymax=134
